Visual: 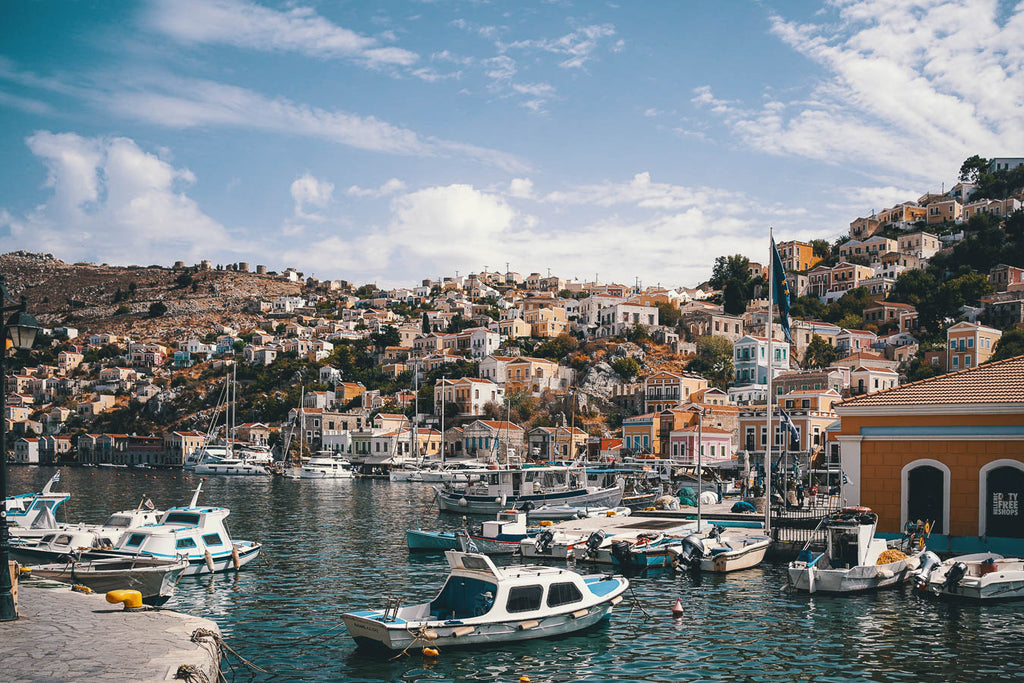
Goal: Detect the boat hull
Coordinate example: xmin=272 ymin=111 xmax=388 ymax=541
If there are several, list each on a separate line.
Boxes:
xmin=26 ymin=557 xmax=189 ymax=606
xmin=927 ymin=558 xmax=1024 ymax=601
xmin=789 ymin=557 xmax=915 ymax=593
xmin=406 ymin=530 xmax=460 ymax=552
xmin=698 ymin=537 xmax=772 ymax=573
xmin=438 ymin=486 xmax=623 ymax=516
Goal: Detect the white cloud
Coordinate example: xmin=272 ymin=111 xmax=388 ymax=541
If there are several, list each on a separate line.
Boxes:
xmin=0 ymin=131 xmax=229 ymax=264
xmin=505 ymin=24 xmax=618 ymax=69
xmin=148 ymin=0 xmax=418 ymax=67
xmin=508 ymin=177 xmax=534 ymax=198
xmin=278 ymin=174 xmax=799 ymax=288
xmin=99 ymin=75 xmax=527 ymax=172
xmin=346 ymin=177 xmax=406 ymax=198
xmin=694 ymin=1 xmax=1024 ymax=182
xmin=291 ymin=173 xmax=334 ymax=217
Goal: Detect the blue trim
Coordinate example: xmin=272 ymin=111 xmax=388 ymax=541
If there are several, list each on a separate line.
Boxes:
xmin=861 ymin=425 xmax=1024 ymax=436
xmin=877 ymin=532 xmax=1024 ymax=557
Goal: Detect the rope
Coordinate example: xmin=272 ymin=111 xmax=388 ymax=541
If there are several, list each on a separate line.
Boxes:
xmin=191 ymin=627 xmax=270 ymax=677
xmin=175 ymin=664 xmax=212 ymax=683
xmin=625 ymin=583 xmax=651 ymax=621
xmin=391 ymin=625 xmax=436 ymax=660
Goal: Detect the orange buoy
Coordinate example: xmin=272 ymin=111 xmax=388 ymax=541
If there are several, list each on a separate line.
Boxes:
xmin=671 ymin=597 xmax=684 ymax=617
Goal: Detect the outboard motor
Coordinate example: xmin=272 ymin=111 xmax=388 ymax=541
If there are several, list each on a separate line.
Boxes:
xmin=943 ymin=561 xmax=969 ymax=592
xmin=584 ymin=530 xmax=606 ymax=557
xmin=520 ymin=500 xmax=536 ymax=513
xmin=913 ymin=551 xmax=942 ymax=589
xmin=534 ymin=529 xmax=555 ymax=554
xmin=610 ymin=540 xmax=633 ymax=567
xmin=674 ymin=533 xmax=706 ymax=571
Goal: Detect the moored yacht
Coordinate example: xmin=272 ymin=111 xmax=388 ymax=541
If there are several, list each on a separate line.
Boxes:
xmin=436 ymin=464 xmax=623 ymax=515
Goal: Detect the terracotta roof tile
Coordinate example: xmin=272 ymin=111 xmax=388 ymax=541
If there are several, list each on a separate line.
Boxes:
xmin=839 ymin=354 xmax=1024 ymax=407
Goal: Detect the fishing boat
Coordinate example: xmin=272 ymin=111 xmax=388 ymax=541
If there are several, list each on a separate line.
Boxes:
xmin=4 ymin=472 xmax=70 ymax=530
xmin=342 ymin=550 xmax=629 ymax=651
xmin=788 ymin=507 xmax=924 ymax=594
xmin=8 ymin=527 xmax=121 ymax=565
xmin=669 ymin=526 xmax=772 ymax=573
xmin=406 ymin=528 xmax=461 ymax=552
xmin=70 ymin=483 xmax=262 ymax=576
xmin=436 ymin=464 xmax=623 ymax=516
xmin=9 ymin=499 xmax=163 ymax=546
xmin=915 ymin=552 xmax=1024 ymax=601
xmin=21 ymin=556 xmax=190 ymax=606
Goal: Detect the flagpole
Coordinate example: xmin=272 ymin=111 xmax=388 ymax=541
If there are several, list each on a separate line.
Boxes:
xmin=765 ymin=227 xmax=774 ymax=534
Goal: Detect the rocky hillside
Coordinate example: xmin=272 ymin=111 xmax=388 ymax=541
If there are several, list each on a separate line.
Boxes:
xmin=1 ymin=252 xmax=302 ymax=338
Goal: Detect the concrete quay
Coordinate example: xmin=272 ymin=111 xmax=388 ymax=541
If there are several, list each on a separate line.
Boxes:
xmin=1 ymin=582 xmax=221 ymax=682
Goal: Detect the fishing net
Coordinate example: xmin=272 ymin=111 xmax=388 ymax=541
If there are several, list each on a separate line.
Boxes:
xmin=876 ymin=549 xmax=908 ymax=565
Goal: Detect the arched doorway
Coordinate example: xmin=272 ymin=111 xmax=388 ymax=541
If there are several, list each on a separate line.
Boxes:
xmin=906 ymin=463 xmax=945 ymax=534
xmin=983 ymin=463 xmax=1024 ymax=539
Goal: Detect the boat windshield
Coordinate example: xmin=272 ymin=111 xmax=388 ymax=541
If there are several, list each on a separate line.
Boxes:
xmin=164 ymin=512 xmax=201 ymax=525
xmin=429 ymin=576 xmax=498 ymax=620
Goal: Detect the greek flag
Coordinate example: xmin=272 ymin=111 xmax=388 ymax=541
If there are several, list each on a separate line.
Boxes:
xmin=779 ymin=407 xmax=799 ymax=444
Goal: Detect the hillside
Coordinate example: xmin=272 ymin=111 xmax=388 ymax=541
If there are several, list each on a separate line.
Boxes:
xmin=1 ymin=252 xmax=302 ymax=338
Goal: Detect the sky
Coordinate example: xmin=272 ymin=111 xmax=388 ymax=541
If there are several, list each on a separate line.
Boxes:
xmin=1 ymin=0 xmax=1023 ymax=289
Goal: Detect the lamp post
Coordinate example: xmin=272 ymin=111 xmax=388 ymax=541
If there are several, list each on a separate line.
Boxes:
xmin=1 ymin=273 xmax=41 ymax=621
xmin=689 ymin=405 xmax=707 ymax=532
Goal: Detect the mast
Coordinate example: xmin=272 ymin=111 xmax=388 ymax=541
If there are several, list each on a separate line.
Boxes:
xmin=696 ymin=407 xmax=703 ymax=532
xmin=411 ymin=370 xmax=419 ymax=463
xmin=765 ymin=227 xmax=774 ymax=534
xmin=439 ymin=374 xmax=445 ymax=466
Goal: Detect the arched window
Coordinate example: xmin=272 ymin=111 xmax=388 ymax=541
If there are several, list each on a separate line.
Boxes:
xmin=901 ymin=459 xmax=949 ymax=534
xmin=979 ymin=459 xmax=1024 ymax=538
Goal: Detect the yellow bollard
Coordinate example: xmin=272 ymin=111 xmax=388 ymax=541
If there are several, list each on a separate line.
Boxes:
xmin=106 ymin=589 xmax=143 ymax=610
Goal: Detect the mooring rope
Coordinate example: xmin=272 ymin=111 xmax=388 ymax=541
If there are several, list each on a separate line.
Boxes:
xmin=191 ymin=627 xmax=270 ymax=678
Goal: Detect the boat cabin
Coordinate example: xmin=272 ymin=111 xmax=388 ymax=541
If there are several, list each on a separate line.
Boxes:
xmin=823 ymin=509 xmax=879 ymax=569
xmin=450 ymin=466 xmax=586 ymax=498
xmin=481 ymin=511 xmax=529 ymax=539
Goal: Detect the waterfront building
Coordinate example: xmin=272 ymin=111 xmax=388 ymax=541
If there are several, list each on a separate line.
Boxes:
xmin=834 ymin=355 xmax=1024 ymax=555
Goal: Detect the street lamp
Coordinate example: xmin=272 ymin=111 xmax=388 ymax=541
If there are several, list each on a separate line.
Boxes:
xmin=1 ymin=273 xmax=42 ymax=621
xmin=689 ymin=405 xmax=708 ymax=532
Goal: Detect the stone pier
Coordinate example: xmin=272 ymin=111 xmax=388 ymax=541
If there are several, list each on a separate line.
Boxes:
xmin=1 ymin=582 xmax=221 ymax=682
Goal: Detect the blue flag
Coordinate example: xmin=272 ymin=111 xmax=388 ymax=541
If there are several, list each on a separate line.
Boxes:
xmin=771 ymin=238 xmax=792 ymax=343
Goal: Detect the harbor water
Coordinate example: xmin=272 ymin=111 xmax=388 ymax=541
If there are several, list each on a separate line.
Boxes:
xmin=9 ymin=467 xmax=1023 ymax=682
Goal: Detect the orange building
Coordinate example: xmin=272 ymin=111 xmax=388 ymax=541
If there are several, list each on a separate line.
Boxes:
xmin=834 ymin=356 xmax=1024 ymax=555
xmin=777 ymin=240 xmax=823 ymax=273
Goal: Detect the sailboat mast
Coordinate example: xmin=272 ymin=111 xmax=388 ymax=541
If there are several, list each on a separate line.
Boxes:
xmin=765 ymin=227 xmax=774 ymax=534
xmin=439 ymin=375 xmax=445 ymax=467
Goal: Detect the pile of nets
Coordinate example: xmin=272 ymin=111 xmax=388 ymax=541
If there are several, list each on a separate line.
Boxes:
xmin=876 ymin=548 xmax=908 ymax=565
xmin=677 ymin=487 xmax=698 ymax=507
xmin=731 ymin=500 xmax=756 ymax=513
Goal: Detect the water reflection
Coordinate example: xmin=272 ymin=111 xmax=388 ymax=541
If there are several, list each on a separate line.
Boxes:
xmin=7 ymin=467 xmax=1024 ymax=681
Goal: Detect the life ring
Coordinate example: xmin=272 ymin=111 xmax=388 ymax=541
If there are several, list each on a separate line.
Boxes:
xmin=503 ymin=509 xmax=517 ymax=514
xmin=842 ymin=505 xmax=872 ymax=514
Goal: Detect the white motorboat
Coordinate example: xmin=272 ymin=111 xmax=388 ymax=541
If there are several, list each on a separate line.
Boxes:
xmin=521 ymin=527 xmax=593 ymax=560
xmin=194 ymin=450 xmax=271 ymax=476
xmin=295 ymin=454 xmax=353 ymax=479
xmin=4 ymin=472 xmax=70 ymax=530
xmin=915 ymin=552 xmax=1024 ymax=601
xmin=669 ymin=526 xmax=772 ymax=573
xmin=8 ymin=527 xmax=121 ymax=565
xmin=788 ymin=507 xmax=924 ymax=594
xmin=73 ymin=483 xmax=263 ymax=576
xmin=342 ymin=550 xmax=629 ymax=651
xmin=436 ymin=465 xmax=623 ymax=515
xmin=10 ymin=499 xmax=164 ymax=543
xmin=22 ymin=556 xmax=190 ymax=606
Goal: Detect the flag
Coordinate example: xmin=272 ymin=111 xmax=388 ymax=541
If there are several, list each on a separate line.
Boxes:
xmin=779 ymin=407 xmax=799 ymax=446
xmin=771 ymin=237 xmax=792 ymax=343
xmin=51 ymin=471 xmax=60 ymax=484
xmin=842 ymin=471 xmax=850 ymax=485
xmin=144 ymin=498 xmax=156 ymax=510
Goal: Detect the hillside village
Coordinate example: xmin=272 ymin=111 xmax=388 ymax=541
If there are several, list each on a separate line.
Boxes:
xmin=6 ymin=156 xmax=1024 ymax=475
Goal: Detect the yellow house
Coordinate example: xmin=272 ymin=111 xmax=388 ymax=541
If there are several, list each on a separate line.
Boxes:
xmin=946 ymin=322 xmax=1001 ymax=371
xmin=524 ymin=307 xmax=567 ymax=338
xmin=505 ymin=357 xmax=563 ymax=397
xmin=777 ymin=240 xmax=823 ymax=272
xmin=497 ymin=317 xmax=532 ymax=340
xmin=834 ymin=356 xmax=1024 ymax=555
xmin=622 ymin=413 xmax=658 ymax=455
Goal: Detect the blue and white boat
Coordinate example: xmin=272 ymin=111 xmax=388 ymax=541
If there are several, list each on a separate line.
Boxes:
xmin=406 ymin=529 xmax=460 ymax=552
xmin=342 ymin=550 xmax=629 ymax=651
xmin=81 ymin=483 xmax=262 ymax=576
xmin=4 ymin=472 xmax=70 ymax=530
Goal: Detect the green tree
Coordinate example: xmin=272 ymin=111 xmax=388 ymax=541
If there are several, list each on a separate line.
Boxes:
xmin=789 ymin=295 xmax=825 ymax=321
xmin=147 ymin=301 xmax=168 ymax=317
xmin=810 ymin=239 xmax=832 ymax=260
xmin=988 ymin=328 xmax=1024 ymax=363
xmin=709 ymin=254 xmax=761 ymax=315
xmin=686 ymin=335 xmax=734 ymax=389
xmin=655 ymin=302 xmax=681 ymax=329
xmin=959 ymin=155 xmax=989 ymax=183
xmin=421 ymin=311 xmax=431 ymax=334
xmin=610 ymin=357 xmax=640 ymax=380
xmin=803 ymin=334 xmax=838 ymax=369
xmin=533 ymin=333 xmax=579 ymax=361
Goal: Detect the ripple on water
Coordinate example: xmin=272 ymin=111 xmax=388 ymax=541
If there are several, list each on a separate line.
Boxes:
xmin=10 ymin=467 xmax=1024 ymax=682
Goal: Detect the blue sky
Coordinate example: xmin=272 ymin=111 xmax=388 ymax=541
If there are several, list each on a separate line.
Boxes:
xmin=2 ymin=0 xmax=1022 ymax=288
